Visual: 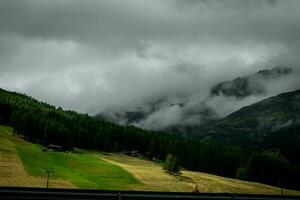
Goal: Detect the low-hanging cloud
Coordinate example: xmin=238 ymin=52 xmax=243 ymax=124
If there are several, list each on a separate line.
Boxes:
xmin=0 ymin=0 xmax=299 ymax=124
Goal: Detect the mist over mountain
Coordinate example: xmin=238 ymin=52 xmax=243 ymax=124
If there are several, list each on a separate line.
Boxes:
xmin=197 ymin=89 xmax=300 ymax=155
xmin=1 ymin=0 xmax=300 ymax=119
xmin=97 ymin=98 xmax=218 ymax=132
xmin=97 ymin=66 xmax=296 ymax=132
xmin=210 ymin=66 xmax=292 ymax=98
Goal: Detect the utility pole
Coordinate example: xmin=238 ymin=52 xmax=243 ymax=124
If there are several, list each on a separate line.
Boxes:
xmin=45 ymin=169 xmax=53 ymax=189
xmin=279 ymin=180 xmax=283 ymax=195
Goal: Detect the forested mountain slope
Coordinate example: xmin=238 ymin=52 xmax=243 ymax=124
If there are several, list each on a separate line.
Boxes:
xmin=196 ymin=90 xmax=300 ymax=171
xmin=0 ymin=88 xmax=248 ymax=178
xmin=1 ymin=88 xmax=300 ymax=190
xmin=198 ymin=89 xmax=300 ymax=149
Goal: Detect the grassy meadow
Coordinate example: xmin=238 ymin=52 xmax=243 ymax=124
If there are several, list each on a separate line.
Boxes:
xmin=100 ymin=153 xmax=300 ymax=195
xmin=0 ymin=124 xmax=300 ymax=195
xmin=0 ymin=125 xmax=139 ymax=189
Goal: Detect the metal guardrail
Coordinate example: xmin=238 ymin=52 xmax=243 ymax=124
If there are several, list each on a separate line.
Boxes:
xmin=0 ymin=187 xmax=299 ymax=200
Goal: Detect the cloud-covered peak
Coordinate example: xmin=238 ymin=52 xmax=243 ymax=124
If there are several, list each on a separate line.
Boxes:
xmin=0 ymin=0 xmax=299 ymax=115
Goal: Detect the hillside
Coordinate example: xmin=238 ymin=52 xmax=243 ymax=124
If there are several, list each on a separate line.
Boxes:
xmin=101 ymin=153 xmax=299 ymax=194
xmin=198 ymin=89 xmax=300 ymax=150
xmin=0 ymin=125 xmax=139 ymax=190
xmin=0 ymin=87 xmax=253 ymax=184
xmin=0 ymin=126 xmax=74 ymax=188
xmin=1 ymin=87 xmax=300 ymax=190
xmin=194 ymin=89 xmax=300 ymax=188
xmin=1 ymin=124 xmax=299 ymax=195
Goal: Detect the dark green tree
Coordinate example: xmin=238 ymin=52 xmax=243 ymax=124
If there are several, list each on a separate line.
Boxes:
xmin=163 ymin=154 xmax=181 ymax=176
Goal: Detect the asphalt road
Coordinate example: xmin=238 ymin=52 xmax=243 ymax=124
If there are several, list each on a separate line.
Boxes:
xmin=0 ymin=187 xmax=299 ymax=200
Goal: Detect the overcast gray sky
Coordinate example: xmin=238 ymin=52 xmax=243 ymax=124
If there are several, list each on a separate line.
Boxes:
xmin=0 ymin=0 xmax=300 ymax=115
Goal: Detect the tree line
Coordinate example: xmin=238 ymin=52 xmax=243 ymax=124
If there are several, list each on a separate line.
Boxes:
xmin=0 ymin=88 xmax=299 ymax=190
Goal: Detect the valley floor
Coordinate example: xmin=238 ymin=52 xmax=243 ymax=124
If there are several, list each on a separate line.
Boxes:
xmin=0 ymin=125 xmax=299 ymax=195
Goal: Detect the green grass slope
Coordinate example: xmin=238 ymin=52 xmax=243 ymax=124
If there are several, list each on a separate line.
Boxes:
xmin=0 ymin=125 xmax=140 ymax=190
xmin=1 ymin=124 xmax=300 ymax=194
xmin=0 ymin=125 xmax=74 ymax=188
xmin=101 ymin=153 xmax=300 ymax=195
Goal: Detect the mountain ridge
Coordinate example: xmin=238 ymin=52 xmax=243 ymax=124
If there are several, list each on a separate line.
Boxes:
xmin=96 ymin=66 xmax=294 ymax=133
xmin=210 ymin=66 xmax=292 ymax=98
xmin=195 ymin=89 xmax=300 ymax=157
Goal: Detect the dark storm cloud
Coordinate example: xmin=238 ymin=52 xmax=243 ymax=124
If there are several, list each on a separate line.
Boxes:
xmin=1 ymin=0 xmax=299 ymax=49
xmin=0 ymin=0 xmax=299 ymax=119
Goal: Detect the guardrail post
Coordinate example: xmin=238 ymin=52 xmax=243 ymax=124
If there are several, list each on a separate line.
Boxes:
xmin=231 ymin=194 xmax=236 ymax=200
xmin=118 ymin=192 xmax=122 ymax=200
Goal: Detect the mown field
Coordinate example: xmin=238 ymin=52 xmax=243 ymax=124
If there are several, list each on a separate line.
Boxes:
xmin=0 ymin=125 xmax=139 ymax=190
xmin=0 ymin=124 xmax=299 ymax=195
xmin=101 ymin=154 xmax=300 ymax=194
